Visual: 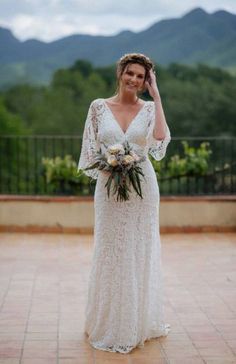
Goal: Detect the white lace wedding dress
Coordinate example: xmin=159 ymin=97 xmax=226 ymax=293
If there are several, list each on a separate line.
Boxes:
xmin=78 ymin=98 xmax=171 ymax=354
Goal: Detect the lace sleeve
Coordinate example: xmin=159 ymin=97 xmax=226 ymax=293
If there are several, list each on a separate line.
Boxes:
xmin=78 ymin=100 xmax=100 ymax=179
xmin=146 ymin=102 xmax=171 ymax=161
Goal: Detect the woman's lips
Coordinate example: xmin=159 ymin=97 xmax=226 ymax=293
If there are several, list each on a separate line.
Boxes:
xmin=127 ymin=83 xmax=137 ymax=88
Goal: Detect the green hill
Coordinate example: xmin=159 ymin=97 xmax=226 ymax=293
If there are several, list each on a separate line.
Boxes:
xmin=0 ymin=7 xmax=236 ymax=89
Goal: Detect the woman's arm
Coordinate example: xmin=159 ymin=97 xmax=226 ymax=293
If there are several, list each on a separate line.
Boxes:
xmin=145 ymin=69 xmax=169 ymax=141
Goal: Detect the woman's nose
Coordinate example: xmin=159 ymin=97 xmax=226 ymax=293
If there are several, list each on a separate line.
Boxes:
xmin=131 ymin=75 xmax=137 ymax=82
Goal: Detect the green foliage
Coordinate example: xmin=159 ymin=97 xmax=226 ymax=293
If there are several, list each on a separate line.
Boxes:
xmin=163 ymin=64 xmax=236 ymax=137
xmin=151 ymin=141 xmax=212 ymax=178
xmin=0 ymin=97 xmax=28 ymax=134
xmin=168 ymin=63 xmax=232 ymax=83
xmin=41 ymin=141 xmax=213 ymax=195
xmin=95 ymin=64 xmax=117 ymax=89
xmin=52 ymin=68 xmax=84 ymax=97
xmin=1 ymin=61 xmax=236 ymax=137
xmin=70 ymin=60 xmax=93 ymax=77
xmin=41 ymin=155 xmax=93 ymax=195
xmin=168 ymin=141 xmax=212 ymax=177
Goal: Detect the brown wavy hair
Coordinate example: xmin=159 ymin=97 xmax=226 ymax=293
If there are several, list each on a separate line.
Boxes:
xmin=115 ymin=53 xmax=155 ymax=94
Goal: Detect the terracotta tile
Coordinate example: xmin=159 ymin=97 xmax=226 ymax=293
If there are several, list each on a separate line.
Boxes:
xmin=188 ymin=332 xmax=222 ymax=341
xmin=0 ymin=347 xmax=22 ymax=358
xmin=0 ymin=341 xmax=23 ymax=349
xmin=0 ymin=334 xmax=25 ymax=341
xmin=198 ymin=346 xmax=234 ymax=357
xmin=163 ymin=346 xmax=199 ymax=358
xmin=184 ymin=325 xmax=216 ymax=334
xmin=0 ymin=326 xmax=26 ymax=334
xmin=130 ymin=359 xmax=168 ymax=364
xmin=59 ymin=332 xmax=86 ymax=340
xmin=21 ymin=347 xmax=57 ymax=359
xmin=193 ymin=340 xmax=230 ymax=349
xmin=203 ymin=358 xmax=236 ymax=364
xmin=25 ymin=332 xmax=58 ymax=340
xmin=21 ymin=360 xmax=57 ymax=364
xmin=26 ymin=325 xmax=58 ymax=333
xmin=59 ymin=359 xmax=94 ymax=364
xmin=215 ymin=324 xmax=236 ymax=334
xmin=0 ymin=232 xmax=236 ymax=364
xmin=158 ymin=333 xmax=190 ymax=342
xmin=227 ymin=340 xmax=236 ymax=355
xmin=161 ymin=340 xmax=194 ymax=349
xmin=59 ymin=349 xmax=93 ymax=359
xmin=59 ymin=340 xmax=85 ymax=349
xmin=28 ymin=318 xmax=58 ymax=326
xmin=222 ymin=332 xmax=236 ymax=340
xmin=23 ymin=340 xmax=57 ymax=350
xmin=128 ymin=346 xmax=165 ymax=359
xmin=168 ymin=358 xmax=204 ymax=364
xmin=95 ymin=352 xmax=130 ymax=363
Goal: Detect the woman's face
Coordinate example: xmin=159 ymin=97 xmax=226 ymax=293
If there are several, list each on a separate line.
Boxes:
xmin=119 ymin=63 xmax=146 ymax=94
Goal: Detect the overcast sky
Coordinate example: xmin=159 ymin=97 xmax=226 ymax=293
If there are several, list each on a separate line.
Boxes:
xmin=0 ymin=0 xmax=236 ymax=42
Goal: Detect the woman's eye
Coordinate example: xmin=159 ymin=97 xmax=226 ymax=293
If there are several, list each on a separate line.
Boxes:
xmin=126 ymin=71 xmax=144 ymax=78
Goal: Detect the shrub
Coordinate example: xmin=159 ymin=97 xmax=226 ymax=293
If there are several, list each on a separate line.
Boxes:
xmin=41 ymin=155 xmax=94 ymax=195
xmin=151 ymin=141 xmax=212 ymax=178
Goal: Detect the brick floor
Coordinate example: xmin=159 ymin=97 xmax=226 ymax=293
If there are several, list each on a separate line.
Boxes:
xmin=0 ymin=232 xmax=235 ymax=364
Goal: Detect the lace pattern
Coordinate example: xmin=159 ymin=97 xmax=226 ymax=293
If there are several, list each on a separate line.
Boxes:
xmin=146 ymin=101 xmax=171 ymax=161
xmin=79 ymin=98 xmax=171 ymax=354
xmin=78 ymin=99 xmax=171 ymax=180
xmin=77 ymin=100 xmax=101 ymax=179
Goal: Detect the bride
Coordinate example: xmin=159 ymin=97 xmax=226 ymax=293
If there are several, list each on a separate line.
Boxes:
xmin=78 ymin=53 xmax=171 ymax=354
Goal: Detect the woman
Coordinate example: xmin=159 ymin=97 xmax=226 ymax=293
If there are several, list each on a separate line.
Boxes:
xmin=78 ymin=53 xmax=171 ymax=354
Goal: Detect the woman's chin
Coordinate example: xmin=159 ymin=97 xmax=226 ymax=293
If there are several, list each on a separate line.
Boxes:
xmin=125 ymin=86 xmax=137 ymax=93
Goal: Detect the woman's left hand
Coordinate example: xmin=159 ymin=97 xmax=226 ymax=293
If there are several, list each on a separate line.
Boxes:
xmin=145 ymin=69 xmax=161 ymax=101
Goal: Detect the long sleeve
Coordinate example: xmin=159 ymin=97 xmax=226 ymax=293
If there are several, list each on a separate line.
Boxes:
xmin=78 ymin=100 xmax=100 ymax=179
xmin=146 ymin=102 xmax=171 ymax=161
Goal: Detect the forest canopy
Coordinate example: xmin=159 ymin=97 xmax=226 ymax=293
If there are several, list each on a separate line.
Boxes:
xmin=1 ymin=60 xmax=235 ymax=137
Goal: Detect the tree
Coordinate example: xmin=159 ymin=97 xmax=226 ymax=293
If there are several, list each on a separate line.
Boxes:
xmin=0 ymin=97 xmax=28 ymax=134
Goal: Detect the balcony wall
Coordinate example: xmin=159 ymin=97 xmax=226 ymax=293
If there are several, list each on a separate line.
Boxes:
xmin=0 ymin=195 xmax=235 ymax=233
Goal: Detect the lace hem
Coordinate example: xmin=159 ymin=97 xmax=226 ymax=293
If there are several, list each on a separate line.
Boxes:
xmin=148 ymin=128 xmax=171 ymax=161
xmin=86 ymin=324 xmax=171 ymax=354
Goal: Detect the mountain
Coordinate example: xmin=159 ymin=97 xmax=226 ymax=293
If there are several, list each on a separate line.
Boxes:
xmin=0 ymin=7 xmax=236 ymax=88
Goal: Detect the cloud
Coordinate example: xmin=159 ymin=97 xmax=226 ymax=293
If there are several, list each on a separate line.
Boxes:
xmin=0 ymin=0 xmax=235 ymax=41
xmin=0 ymin=0 xmax=169 ymax=18
xmin=1 ymin=13 xmax=161 ymax=41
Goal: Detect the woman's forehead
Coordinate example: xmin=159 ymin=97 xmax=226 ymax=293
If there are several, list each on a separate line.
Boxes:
xmin=126 ymin=63 xmax=146 ymax=75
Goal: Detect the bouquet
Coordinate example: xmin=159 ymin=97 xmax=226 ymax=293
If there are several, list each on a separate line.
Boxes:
xmin=85 ymin=141 xmax=146 ymax=201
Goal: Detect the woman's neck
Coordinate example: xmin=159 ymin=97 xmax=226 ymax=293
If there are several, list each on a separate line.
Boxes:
xmin=115 ymin=92 xmax=139 ymax=105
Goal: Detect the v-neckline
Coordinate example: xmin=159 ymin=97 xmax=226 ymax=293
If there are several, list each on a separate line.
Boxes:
xmin=103 ymin=98 xmax=146 ymax=135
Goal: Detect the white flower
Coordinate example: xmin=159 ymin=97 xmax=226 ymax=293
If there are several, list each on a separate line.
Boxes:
xmin=107 ymin=143 xmax=125 ymax=155
xmin=107 ymin=155 xmax=118 ymax=166
xmin=122 ymin=155 xmax=134 ymax=165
